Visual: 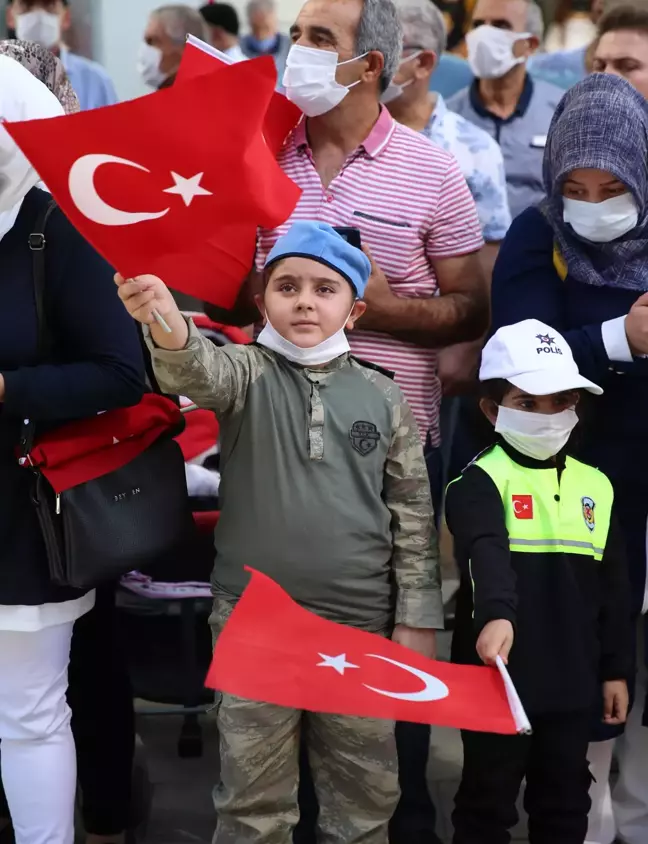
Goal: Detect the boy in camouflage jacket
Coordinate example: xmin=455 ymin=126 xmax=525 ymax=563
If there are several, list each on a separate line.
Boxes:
xmin=117 ymin=221 xmax=443 ymax=844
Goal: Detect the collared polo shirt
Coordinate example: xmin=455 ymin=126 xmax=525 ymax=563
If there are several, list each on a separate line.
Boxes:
xmin=60 ymin=48 xmax=118 ymax=111
xmin=257 ymin=107 xmax=484 ymax=445
xmin=447 ymin=74 xmax=564 ymax=220
xmin=422 ymin=94 xmax=511 ymax=242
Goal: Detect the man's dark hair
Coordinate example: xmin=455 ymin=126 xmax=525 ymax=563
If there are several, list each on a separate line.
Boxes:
xmin=598 ymin=4 xmax=648 ymax=36
xmin=199 ymin=3 xmax=240 ymax=36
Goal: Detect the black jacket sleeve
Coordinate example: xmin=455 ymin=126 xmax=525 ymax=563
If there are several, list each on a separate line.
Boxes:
xmin=2 ymin=206 xmax=145 ymax=421
xmin=599 ymin=509 xmax=633 ymax=683
xmin=445 ymin=465 xmax=517 ymax=632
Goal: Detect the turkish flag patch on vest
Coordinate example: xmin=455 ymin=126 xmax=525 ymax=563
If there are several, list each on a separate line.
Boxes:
xmin=512 ymin=494 xmax=534 ymax=519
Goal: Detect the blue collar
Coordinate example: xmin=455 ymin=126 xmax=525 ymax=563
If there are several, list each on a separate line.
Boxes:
xmin=469 ymin=73 xmax=534 ymax=122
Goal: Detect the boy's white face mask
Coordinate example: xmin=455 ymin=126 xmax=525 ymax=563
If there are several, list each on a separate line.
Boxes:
xmin=495 ymin=406 xmax=579 ymax=461
xmin=256 ymin=305 xmax=356 ymax=366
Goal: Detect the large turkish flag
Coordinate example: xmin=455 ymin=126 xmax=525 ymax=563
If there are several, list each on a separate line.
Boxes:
xmin=207 ymin=569 xmax=531 ymax=735
xmin=177 ymin=35 xmax=301 ymax=156
xmin=4 ymin=58 xmax=301 ymax=307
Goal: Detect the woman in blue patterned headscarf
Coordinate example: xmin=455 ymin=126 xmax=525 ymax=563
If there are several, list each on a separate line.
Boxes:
xmin=541 ymin=72 xmax=648 ymax=291
xmin=490 ymin=72 xmax=648 ymax=844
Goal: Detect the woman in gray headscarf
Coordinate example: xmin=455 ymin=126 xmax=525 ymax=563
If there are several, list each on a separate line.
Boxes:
xmin=0 ymin=41 xmax=144 ymax=844
xmin=490 ymin=73 xmax=648 ymax=844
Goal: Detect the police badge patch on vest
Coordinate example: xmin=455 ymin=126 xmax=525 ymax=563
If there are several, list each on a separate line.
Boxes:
xmin=349 ymin=421 xmax=380 ymax=456
xmin=581 ymin=497 xmax=596 ymax=532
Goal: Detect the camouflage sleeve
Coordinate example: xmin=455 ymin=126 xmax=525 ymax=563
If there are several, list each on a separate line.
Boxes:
xmin=144 ymin=319 xmax=261 ymax=418
xmin=384 ymin=395 xmax=444 ymax=630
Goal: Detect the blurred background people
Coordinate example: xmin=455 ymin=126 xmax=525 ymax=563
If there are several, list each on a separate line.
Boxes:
xmin=138 ymin=3 xmax=207 ymax=90
xmin=199 ymin=2 xmax=246 ymax=61
xmin=593 ymin=3 xmax=648 ymax=98
xmin=448 ymin=0 xmax=563 ymax=220
xmin=240 ymin=0 xmax=290 ymax=79
xmin=529 ymin=0 xmax=603 ymax=87
xmin=388 ymin=0 xmax=511 ymax=276
xmin=544 ymin=0 xmax=599 ymax=49
xmin=490 ymin=71 xmax=648 ymax=844
xmin=6 ymin=0 xmax=117 ymax=110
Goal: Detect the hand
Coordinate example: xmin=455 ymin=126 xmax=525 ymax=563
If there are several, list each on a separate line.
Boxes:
xmin=115 ymin=273 xmax=178 ymax=325
xmin=115 ymin=273 xmax=188 ymax=350
xmin=624 ymin=292 xmax=648 ymax=356
xmin=0 ymin=373 xmax=4 ymax=402
xmin=357 ymin=246 xmax=397 ymax=331
xmin=476 ymin=619 xmax=514 ymax=666
xmin=392 ymin=625 xmax=437 ymax=660
xmin=603 ymin=679 xmax=629 ymax=726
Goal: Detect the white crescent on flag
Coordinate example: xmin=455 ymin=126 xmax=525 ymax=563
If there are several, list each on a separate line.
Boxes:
xmin=68 ymin=154 xmax=171 ymax=226
xmin=363 ymin=654 xmax=450 ymax=702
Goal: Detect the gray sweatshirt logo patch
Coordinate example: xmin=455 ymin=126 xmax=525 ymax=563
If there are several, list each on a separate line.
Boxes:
xmin=350 ymin=421 xmax=380 ymax=456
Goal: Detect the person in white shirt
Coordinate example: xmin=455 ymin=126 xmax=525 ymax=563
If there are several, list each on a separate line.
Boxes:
xmin=200 ymin=3 xmax=247 ymax=62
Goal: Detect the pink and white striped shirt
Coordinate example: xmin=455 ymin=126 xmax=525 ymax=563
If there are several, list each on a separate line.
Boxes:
xmin=257 ymin=107 xmax=483 ymax=445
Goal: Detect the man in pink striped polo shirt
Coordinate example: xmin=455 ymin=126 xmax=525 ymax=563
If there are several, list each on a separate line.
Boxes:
xmin=208 ymin=0 xmax=487 ymax=841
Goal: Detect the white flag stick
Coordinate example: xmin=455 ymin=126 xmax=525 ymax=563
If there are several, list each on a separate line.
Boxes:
xmin=496 ymin=656 xmax=532 ymax=735
xmin=186 ymin=34 xmax=235 ymax=65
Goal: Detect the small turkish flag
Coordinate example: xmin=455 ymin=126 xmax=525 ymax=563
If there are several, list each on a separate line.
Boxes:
xmin=207 ymin=569 xmax=531 ymax=735
xmin=4 ymin=57 xmax=301 ymax=307
xmin=512 ymin=494 xmax=534 ymax=519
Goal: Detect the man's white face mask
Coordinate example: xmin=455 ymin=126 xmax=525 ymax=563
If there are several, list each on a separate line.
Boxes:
xmin=380 ymin=51 xmax=423 ymax=105
xmin=137 ymin=42 xmax=167 ymax=89
xmin=466 ymin=25 xmax=531 ymax=80
xmin=15 ymin=10 xmax=61 ymax=49
xmin=282 ymin=45 xmax=368 ymax=117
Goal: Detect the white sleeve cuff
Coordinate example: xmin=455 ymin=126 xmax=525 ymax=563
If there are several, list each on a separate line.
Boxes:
xmin=601 ymin=316 xmax=633 ymax=363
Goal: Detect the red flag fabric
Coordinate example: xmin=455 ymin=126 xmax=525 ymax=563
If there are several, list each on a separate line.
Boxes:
xmin=4 ymin=58 xmax=301 ymax=307
xmin=21 ymin=394 xmax=182 ymax=494
xmin=177 ymin=36 xmax=302 ymax=156
xmin=207 ymin=569 xmax=529 ymax=735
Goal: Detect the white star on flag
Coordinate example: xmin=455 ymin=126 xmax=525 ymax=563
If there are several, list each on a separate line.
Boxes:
xmin=163 ymin=172 xmax=212 ymax=207
xmin=316 ymin=653 xmax=359 ymax=676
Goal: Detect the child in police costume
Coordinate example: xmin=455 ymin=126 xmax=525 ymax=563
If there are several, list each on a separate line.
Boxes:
xmin=116 ymin=221 xmax=443 ymax=844
xmin=446 ymin=319 xmax=632 ymax=844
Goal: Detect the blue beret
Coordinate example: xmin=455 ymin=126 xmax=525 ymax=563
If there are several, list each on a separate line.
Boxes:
xmin=264 ymin=221 xmax=371 ymax=298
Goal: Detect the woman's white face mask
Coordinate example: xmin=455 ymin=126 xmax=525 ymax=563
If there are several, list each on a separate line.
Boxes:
xmin=563 ymin=193 xmax=639 ymax=243
xmin=282 ymin=45 xmax=368 ymax=117
xmin=495 ymin=405 xmax=579 ymax=461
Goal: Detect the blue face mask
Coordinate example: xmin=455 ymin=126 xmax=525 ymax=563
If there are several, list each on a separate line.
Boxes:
xmin=247 ymin=34 xmax=278 ymax=52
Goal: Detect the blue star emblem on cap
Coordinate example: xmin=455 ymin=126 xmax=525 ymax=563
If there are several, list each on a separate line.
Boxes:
xmin=536 ymin=334 xmax=555 ymax=345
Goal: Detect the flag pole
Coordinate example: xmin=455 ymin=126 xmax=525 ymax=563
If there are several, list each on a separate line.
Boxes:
xmin=495 ymin=656 xmax=532 ymax=735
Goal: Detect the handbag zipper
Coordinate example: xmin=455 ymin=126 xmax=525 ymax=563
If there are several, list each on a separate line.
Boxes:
xmin=56 ymin=494 xmax=61 ymax=515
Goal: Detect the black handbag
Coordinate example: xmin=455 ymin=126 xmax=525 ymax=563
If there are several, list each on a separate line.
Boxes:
xmin=20 ymin=200 xmax=196 ymax=590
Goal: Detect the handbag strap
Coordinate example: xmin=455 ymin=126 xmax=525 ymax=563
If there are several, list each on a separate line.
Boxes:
xmin=20 ymin=199 xmax=58 ymax=459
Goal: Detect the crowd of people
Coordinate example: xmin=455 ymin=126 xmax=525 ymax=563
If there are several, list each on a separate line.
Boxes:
xmin=1 ymin=0 xmax=648 ymax=843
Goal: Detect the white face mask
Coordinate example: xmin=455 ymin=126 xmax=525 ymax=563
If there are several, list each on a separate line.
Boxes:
xmin=495 ymin=406 xmax=579 ymax=462
xmin=466 ymin=25 xmax=530 ymax=80
xmin=282 ymin=44 xmax=368 ymax=117
xmin=15 ymin=10 xmax=61 ymax=49
xmin=256 ymin=306 xmax=355 ymax=366
xmin=380 ymin=51 xmax=423 ymax=104
xmin=137 ymin=42 xmax=167 ymax=89
xmin=563 ymin=194 xmax=639 ymax=243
